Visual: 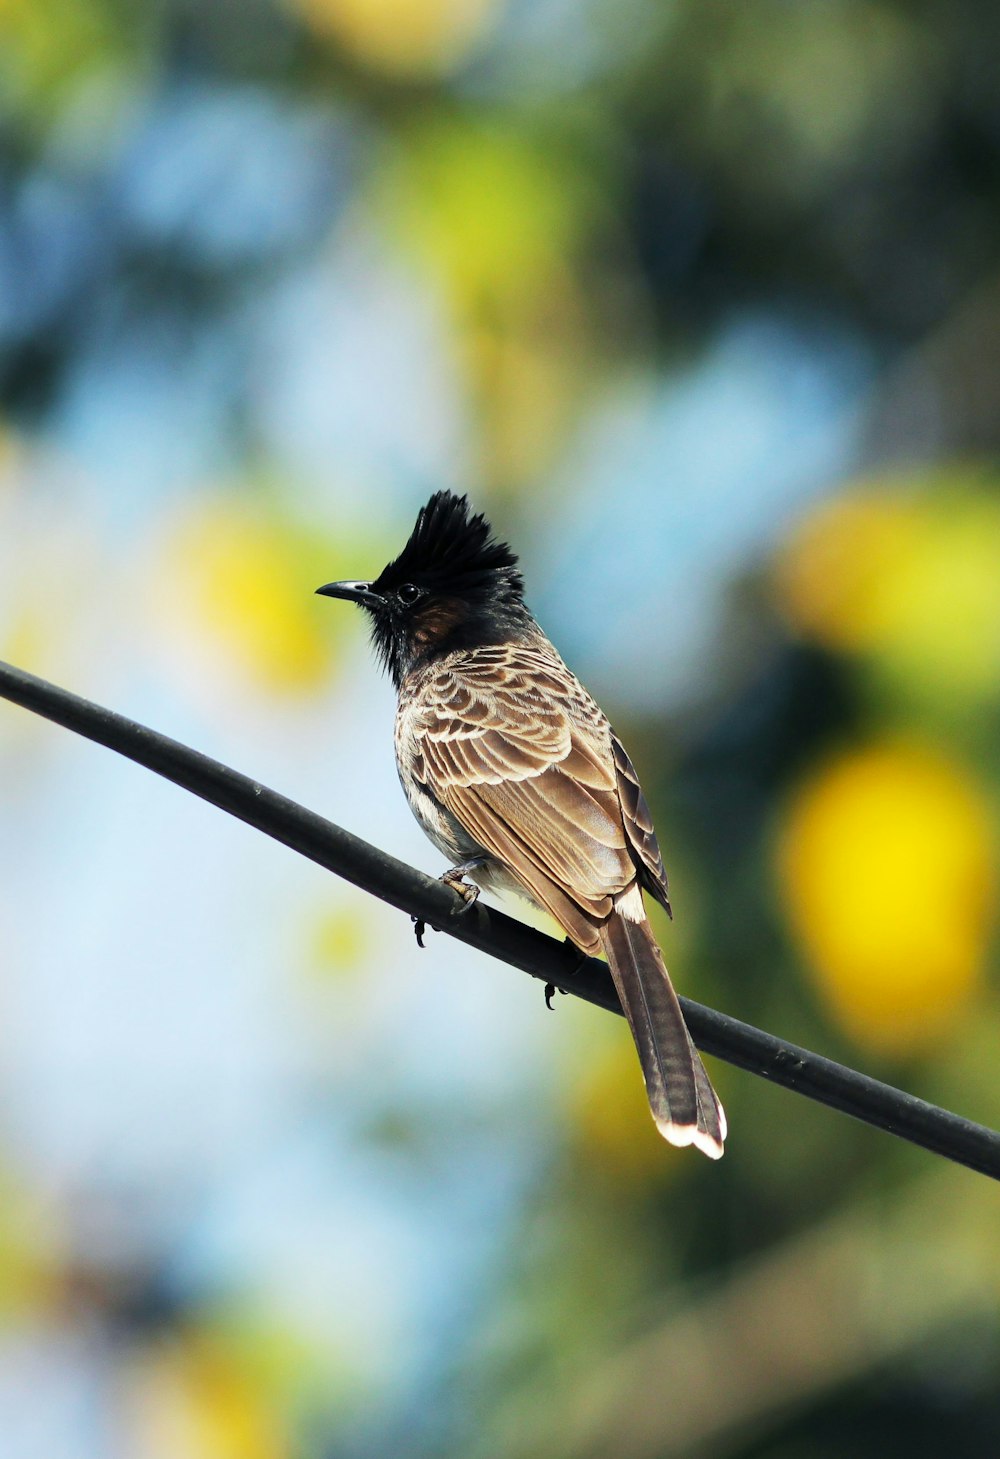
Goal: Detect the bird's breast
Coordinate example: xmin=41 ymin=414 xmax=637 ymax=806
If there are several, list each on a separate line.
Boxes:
xmin=394 ymin=695 xmax=482 ymax=865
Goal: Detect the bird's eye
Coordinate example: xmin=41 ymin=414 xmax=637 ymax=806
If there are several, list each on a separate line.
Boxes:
xmin=397 ymin=583 xmax=421 ymax=606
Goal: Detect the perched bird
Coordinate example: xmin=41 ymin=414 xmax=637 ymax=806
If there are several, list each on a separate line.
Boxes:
xmin=317 ymin=492 xmax=725 ymax=1158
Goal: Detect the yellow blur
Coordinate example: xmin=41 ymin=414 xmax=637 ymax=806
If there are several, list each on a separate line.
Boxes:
xmin=778 ymin=742 xmax=996 ymax=1055
xmin=156 ymin=499 xmax=336 ymax=695
xmin=288 ymin=0 xmax=500 ymax=77
xmin=775 ymin=481 xmax=1000 ymax=706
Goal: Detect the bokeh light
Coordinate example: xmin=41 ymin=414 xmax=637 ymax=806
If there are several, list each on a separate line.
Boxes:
xmin=775 ymin=478 xmax=1000 ymax=711
xmin=290 ymin=0 xmax=501 ymax=78
xmin=777 ymin=742 xmax=996 ymax=1054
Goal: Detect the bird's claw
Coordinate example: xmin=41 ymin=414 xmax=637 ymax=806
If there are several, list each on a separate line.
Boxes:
xmin=410 ymin=914 xmax=445 ymax=947
xmin=413 ymin=862 xmax=483 ymax=948
xmin=440 ymin=874 xmax=480 ymax=904
xmin=440 ymin=863 xmax=483 ymax=915
xmin=545 ymin=938 xmax=587 ymax=1007
xmin=563 ymin=937 xmax=589 ymax=975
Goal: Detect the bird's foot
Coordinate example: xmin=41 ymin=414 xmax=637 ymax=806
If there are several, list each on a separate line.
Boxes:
xmin=545 ymin=939 xmax=587 ymax=1010
xmin=568 ymin=938 xmax=592 ymax=972
xmin=412 ymin=859 xmax=486 ymax=949
xmin=440 ymin=859 xmax=485 ymax=912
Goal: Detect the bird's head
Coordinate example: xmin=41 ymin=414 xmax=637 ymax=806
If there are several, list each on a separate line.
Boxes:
xmin=316 ymin=491 xmax=531 ymax=685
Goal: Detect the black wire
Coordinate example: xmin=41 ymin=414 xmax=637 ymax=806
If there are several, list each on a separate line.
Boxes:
xmin=1 ymin=656 xmax=998 ymax=1180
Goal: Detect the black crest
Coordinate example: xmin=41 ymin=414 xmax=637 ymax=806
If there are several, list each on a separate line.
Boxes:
xmin=374 ymin=491 xmax=523 ymax=602
xmin=347 ymin=491 xmax=533 ymax=684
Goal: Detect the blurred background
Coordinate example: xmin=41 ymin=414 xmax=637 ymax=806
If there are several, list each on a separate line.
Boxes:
xmin=1 ymin=0 xmax=999 ymax=1454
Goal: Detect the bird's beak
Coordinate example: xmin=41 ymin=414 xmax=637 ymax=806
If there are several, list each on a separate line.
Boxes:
xmin=315 ymin=580 xmax=379 ymax=606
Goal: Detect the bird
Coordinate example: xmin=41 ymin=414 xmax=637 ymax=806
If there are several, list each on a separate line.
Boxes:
xmin=316 ymin=491 xmax=726 ymax=1158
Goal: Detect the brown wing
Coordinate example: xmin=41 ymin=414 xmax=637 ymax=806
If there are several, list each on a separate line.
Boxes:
xmin=409 ymin=646 xmax=637 ymax=953
xmin=612 ymin=734 xmax=672 ymax=917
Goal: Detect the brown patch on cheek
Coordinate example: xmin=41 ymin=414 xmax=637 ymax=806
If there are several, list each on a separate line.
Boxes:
xmin=411 ymin=598 xmax=463 ymax=650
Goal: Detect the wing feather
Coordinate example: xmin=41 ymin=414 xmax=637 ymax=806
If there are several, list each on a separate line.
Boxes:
xmin=611 ymin=734 xmax=671 ymax=914
xmin=441 ymin=774 xmax=609 ymax=949
xmin=410 ymin=648 xmax=636 ymax=943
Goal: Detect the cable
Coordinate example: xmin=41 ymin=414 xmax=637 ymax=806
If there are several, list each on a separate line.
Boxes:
xmin=1 ymin=656 xmax=997 ymax=1179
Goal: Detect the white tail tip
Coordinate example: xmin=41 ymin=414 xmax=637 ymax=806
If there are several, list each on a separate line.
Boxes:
xmin=654 ymin=1114 xmax=726 ymax=1161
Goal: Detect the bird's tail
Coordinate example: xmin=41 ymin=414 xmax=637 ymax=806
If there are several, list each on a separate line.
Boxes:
xmin=600 ymin=892 xmax=726 ymax=1159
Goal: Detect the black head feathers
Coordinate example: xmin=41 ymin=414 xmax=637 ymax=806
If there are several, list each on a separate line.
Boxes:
xmin=373 ymin=491 xmax=524 ymax=604
xmin=318 ymin=492 xmax=535 ymax=686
